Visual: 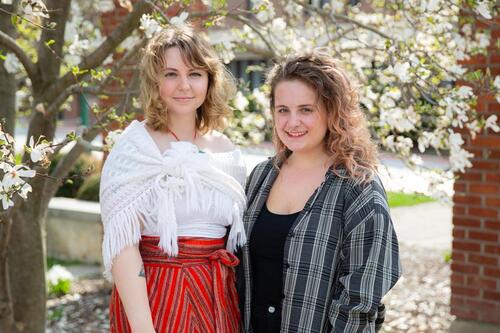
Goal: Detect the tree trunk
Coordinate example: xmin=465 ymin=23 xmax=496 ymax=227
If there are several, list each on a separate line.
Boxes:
xmin=0 ymin=215 xmax=21 ymax=333
xmin=8 ymin=177 xmax=49 ymax=333
xmin=0 ymin=1 xmax=18 ymax=135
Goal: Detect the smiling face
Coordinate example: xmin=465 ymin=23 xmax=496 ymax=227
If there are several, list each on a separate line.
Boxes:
xmin=158 ymin=47 xmax=209 ymax=118
xmin=273 ymin=79 xmax=328 ymax=155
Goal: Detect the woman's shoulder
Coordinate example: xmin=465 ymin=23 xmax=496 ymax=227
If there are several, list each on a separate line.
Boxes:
xmin=248 ymin=158 xmax=274 ymax=182
xmin=341 ymin=173 xmax=390 ymax=216
xmin=202 ymin=130 xmax=235 ymax=153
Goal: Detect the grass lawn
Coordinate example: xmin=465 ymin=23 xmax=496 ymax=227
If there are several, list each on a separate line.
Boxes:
xmin=47 ymin=257 xmax=83 ymax=269
xmin=387 ymin=191 xmax=436 ymax=208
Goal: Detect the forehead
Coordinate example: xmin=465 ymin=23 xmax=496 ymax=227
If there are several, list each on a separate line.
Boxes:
xmin=274 ymin=80 xmax=317 ymax=105
xmin=162 ymin=47 xmax=196 ymax=69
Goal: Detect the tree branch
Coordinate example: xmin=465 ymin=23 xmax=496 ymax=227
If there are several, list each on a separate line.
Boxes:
xmin=46 ymin=0 xmax=151 ymax=104
xmin=44 ymin=125 xmax=101 ymax=204
xmin=45 ymin=39 xmax=144 ymax=116
xmin=294 ymin=0 xmax=395 ymax=41
xmin=0 ymin=30 xmax=37 ymax=81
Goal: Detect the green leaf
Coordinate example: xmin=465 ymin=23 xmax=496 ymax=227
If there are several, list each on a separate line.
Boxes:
xmin=11 ymin=14 xmax=21 ymax=26
xmin=65 ymin=131 xmax=77 ymax=141
xmin=45 ymin=39 xmax=55 ymax=47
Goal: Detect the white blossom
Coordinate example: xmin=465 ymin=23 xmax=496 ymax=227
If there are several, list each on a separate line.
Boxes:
xmin=234 ymin=91 xmax=249 ymax=111
xmin=409 ymin=154 xmax=424 ymax=166
xmin=0 ymin=185 xmax=14 ymax=210
xmin=28 ymin=136 xmax=53 ymax=163
xmin=102 ymin=54 xmax=113 ymax=66
xmin=64 ymin=21 xmax=78 ymax=44
xmin=170 ymin=12 xmax=188 ymax=27
xmin=23 ymin=0 xmax=49 ymax=19
xmin=252 ymin=88 xmax=268 ymax=110
xmin=421 ymin=0 xmax=441 ymax=12
xmin=65 ymin=54 xmax=81 ymax=67
xmin=1 ymin=0 xmax=13 ymax=5
xmin=494 ymin=76 xmax=500 ymax=103
xmin=330 ymin=0 xmax=344 ymax=12
xmin=475 ymin=32 xmax=490 ymax=49
xmin=380 ymin=107 xmax=419 ymax=133
xmin=140 ymin=14 xmax=161 ymax=39
xmin=249 ymin=131 xmax=265 ymax=143
xmin=485 ymin=115 xmax=500 ymax=133
xmin=494 ymin=76 xmax=500 ymax=90
xmin=95 ymin=0 xmax=115 ymax=13
xmin=0 ymin=163 xmax=36 ymax=188
xmin=46 ymin=265 xmax=74 ymax=286
xmin=104 ymin=130 xmax=123 ymax=151
xmin=3 ymin=53 xmax=22 ymax=74
xmin=253 ymin=0 xmax=275 ymax=23
xmin=18 ymin=182 xmax=32 ymax=199
xmin=466 ymin=120 xmax=481 ymax=140
xmin=474 ymin=0 xmax=492 ymax=19
xmin=448 ymin=64 xmax=467 ymax=76
xmin=449 ymin=146 xmax=474 ymax=173
xmin=120 ymin=35 xmax=140 ymax=51
xmin=384 ymin=135 xmax=414 ymax=156
xmin=391 ymin=62 xmax=411 ymax=83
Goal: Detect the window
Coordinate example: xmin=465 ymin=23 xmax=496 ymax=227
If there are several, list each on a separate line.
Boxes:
xmin=227 ymin=59 xmax=269 ymax=90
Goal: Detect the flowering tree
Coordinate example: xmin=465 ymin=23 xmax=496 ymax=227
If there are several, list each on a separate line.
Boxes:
xmin=220 ymin=0 xmax=499 ymax=201
xmin=0 ymin=0 xmax=499 ymax=331
xmin=0 ymin=1 xmax=153 ymax=331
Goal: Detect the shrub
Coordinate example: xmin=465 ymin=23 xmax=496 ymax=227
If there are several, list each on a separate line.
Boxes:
xmin=76 ymin=173 xmax=100 ymax=202
xmin=50 ymin=153 xmax=99 ymax=198
xmin=46 ymin=265 xmax=74 ymax=296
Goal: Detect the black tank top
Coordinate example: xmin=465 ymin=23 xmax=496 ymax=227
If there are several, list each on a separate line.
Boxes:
xmin=250 ymin=203 xmax=300 ymax=333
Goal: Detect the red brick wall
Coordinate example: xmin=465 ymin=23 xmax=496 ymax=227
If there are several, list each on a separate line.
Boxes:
xmin=450 ymin=17 xmax=500 ymax=325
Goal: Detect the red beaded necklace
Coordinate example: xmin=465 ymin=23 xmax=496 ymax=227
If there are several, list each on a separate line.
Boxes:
xmin=167 ymin=127 xmax=197 ymax=142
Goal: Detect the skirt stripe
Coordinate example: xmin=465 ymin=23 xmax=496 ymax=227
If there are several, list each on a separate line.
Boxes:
xmin=109 ymin=236 xmax=241 ymax=333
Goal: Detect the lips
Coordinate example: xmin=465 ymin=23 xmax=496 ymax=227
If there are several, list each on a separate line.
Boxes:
xmin=286 ymin=130 xmax=307 ymax=138
xmin=173 ymin=97 xmax=194 ymax=102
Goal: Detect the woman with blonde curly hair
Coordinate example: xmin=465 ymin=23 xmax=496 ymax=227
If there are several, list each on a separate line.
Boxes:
xmin=100 ymin=25 xmax=246 ymax=333
xmin=237 ymin=50 xmax=402 ymax=332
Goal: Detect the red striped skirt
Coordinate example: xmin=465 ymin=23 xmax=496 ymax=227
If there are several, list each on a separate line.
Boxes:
xmin=109 ymin=236 xmax=241 ymax=333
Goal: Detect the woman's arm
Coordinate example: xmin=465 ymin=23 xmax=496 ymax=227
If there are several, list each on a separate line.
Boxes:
xmin=112 ymin=246 xmax=156 ymax=333
xmin=328 ymin=182 xmax=402 ymax=332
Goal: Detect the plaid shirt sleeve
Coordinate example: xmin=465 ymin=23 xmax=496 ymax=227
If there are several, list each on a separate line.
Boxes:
xmin=328 ymin=181 xmax=402 ymax=333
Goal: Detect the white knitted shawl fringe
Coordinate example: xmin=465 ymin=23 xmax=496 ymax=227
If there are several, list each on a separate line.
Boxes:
xmin=99 ymin=120 xmax=246 ymax=281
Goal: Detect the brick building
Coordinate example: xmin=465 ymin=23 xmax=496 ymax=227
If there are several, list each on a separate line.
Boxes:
xmin=450 ymin=14 xmax=500 ymax=333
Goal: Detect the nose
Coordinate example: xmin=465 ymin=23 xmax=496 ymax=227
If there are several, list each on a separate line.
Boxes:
xmin=287 ymin=111 xmax=301 ymax=127
xmin=178 ymin=75 xmax=190 ymax=91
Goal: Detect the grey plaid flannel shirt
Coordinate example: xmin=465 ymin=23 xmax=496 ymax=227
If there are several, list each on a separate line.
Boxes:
xmin=237 ymin=159 xmax=402 ymax=333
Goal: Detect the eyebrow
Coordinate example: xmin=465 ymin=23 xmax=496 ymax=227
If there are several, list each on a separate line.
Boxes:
xmin=164 ymin=67 xmax=203 ymax=72
xmin=275 ymin=104 xmax=316 ymax=108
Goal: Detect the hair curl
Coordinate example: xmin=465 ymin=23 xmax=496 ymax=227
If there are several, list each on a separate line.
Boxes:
xmin=266 ymin=49 xmax=378 ymax=184
xmin=140 ymin=25 xmax=235 ymax=133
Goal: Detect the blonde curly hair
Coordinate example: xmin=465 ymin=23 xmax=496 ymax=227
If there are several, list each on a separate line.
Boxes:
xmin=140 ymin=25 xmax=235 ymax=133
xmin=266 ymin=49 xmax=378 ymax=184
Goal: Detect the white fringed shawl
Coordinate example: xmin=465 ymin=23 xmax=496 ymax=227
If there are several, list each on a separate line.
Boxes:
xmin=100 ymin=120 xmax=246 ymax=281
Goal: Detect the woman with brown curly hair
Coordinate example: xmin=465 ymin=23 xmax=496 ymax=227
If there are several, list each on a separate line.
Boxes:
xmin=238 ymin=50 xmax=402 ymax=332
xmin=100 ymin=25 xmax=245 ymax=333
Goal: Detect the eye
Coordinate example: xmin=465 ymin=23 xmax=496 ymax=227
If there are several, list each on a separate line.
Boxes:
xmin=301 ymin=107 xmax=314 ymax=113
xmin=276 ymin=108 xmax=288 ymax=113
xmin=164 ymin=72 xmax=177 ymax=78
xmin=190 ymin=72 xmax=203 ymax=77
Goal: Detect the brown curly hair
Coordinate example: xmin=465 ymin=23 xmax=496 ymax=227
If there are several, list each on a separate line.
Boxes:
xmin=266 ymin=49 xmax=378 ymax=184
xmin=140 ymin=25 xmax=235 ymax=133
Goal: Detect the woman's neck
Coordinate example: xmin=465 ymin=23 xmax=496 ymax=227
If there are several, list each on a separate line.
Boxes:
xmin=285 ymin=148 xmax=331 ymax=170
xmin=165 ymin=114 xmax=198 ymax=141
